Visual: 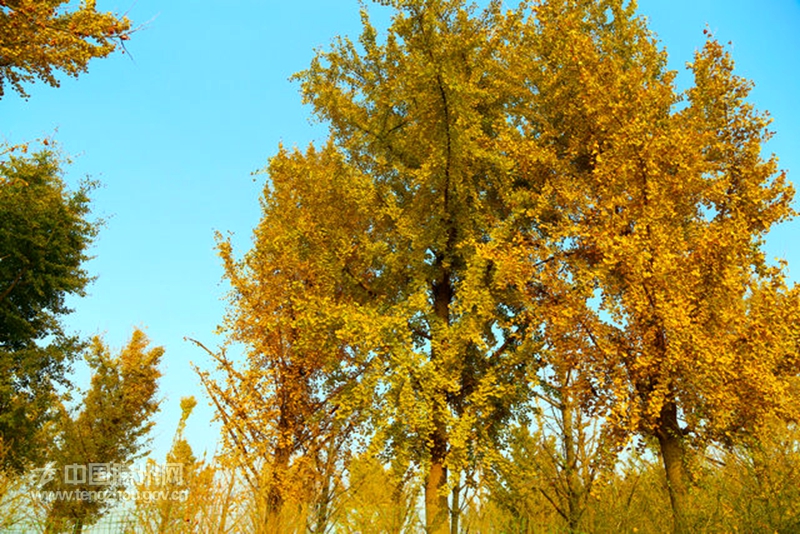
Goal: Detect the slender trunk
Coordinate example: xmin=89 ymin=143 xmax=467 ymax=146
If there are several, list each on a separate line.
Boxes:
xmin=426 ymin=260 xmax=452 ymax=534
xmin=313 ymin=428 xmax=340 ymax=534
xmin=217 ymin=469 xmax=236 ymax=533
xmin=655 ymin=400 xmax=689 ymax=534
xmin=315 ymin=479 xmax=331 ymax=534
xmin=450 ymin=472 xmax=460 ymax=534
xmin=561 ymin=393 xmax=583 ymax=532
xmin=266 ymin=406 xmax=291 ymax=531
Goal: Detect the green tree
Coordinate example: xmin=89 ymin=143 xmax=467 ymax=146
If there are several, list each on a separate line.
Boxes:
xmin=42 ymin=329 xmax=162 ymax=533
xmin=0 ymin=149 xmax=98 ymax=474
xmin=0 ymin=0 xmax=131 ymax=98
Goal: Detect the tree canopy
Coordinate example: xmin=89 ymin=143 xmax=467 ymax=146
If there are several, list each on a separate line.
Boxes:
xmin=4 ymin=0 xmax=789 ymax=531
xmin=209 ymin=1 xmax=799 ymax=533
xmin=44 ymin=329 xmax=163 ymax=533
xmin=0 ymin=150 xmax=99 ymax=473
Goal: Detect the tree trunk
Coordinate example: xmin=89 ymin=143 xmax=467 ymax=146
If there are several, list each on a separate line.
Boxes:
xmin=313 ymin=428 xmax=340 ymax=534
xmin=561 ymin=392 xmax=583 ymax=532
xmin=450 ymin=472 xmax=461 ymax=534
xmin=265 ymin=411 xmax=291 ymax=531
xmin=426 ymin=257 xmax=453 ymax=534
xmin=655 ymin=400 xmax=689 ymax=534
xmin=426 ymin=415 xmax=449 ymax=534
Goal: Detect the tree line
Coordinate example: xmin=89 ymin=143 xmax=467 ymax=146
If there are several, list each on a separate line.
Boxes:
xmin=1 ymin=1 xmax=799 ymax=533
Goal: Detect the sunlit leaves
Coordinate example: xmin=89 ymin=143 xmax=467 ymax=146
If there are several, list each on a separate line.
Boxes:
xmin=44 ymin=330 xmax=163 ymax=532
xmin=206 ymin=1 xmax=797 ymax=531
xmin=0 ymin=0 xmax=131 ymax=98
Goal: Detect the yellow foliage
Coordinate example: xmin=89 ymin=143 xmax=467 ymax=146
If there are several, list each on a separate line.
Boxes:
xmin=199 ymin=1 xmax=799 ymax=532
xmin=0 ymin=0 xmax=131 ymax=98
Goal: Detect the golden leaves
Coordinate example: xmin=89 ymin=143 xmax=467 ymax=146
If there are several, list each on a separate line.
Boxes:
xmin=202 ymin=2 xmax=797 ymax=530
xmin=0 ymin=0 xmax=131 ymax=98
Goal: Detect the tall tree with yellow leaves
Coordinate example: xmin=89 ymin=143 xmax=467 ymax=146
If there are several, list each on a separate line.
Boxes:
xmin=295 ymin=2 xmax=538 ymax=532
xmin=488 ymin=1 xmax=799 ymax=531
xmin=200 ymin=142 xmax=381 ymax=532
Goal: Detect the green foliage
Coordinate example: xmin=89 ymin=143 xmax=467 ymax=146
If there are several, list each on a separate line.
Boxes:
xmin=0 ymin=149 xmax=98 ymax=473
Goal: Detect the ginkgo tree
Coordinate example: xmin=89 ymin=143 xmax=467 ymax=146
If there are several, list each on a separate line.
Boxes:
xmin=208 ymin=0 xmax=799 ymax=532
xmin=487 ymin=0 xmax=800 ymax=532
xmin=295 ymin=2 xmax=539 ymax=532
xmin=201 ymin=142 xmax=383 ymax=532
xmin=208 ymin=1 xmax=539 ymax=527
xmin=43 ymin=329 xmax=163 ymax=534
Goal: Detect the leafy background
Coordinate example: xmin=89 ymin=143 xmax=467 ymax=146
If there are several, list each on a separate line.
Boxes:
xmin=1 ymin=0 xmax=797 ymax=463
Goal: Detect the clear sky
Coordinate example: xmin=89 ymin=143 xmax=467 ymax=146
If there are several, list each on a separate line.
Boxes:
xmin=2 ymin=0 xmax=798 ymax=463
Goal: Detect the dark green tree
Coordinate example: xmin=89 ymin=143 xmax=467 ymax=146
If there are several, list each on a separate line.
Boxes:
xmin=0 ymin=149 xmax=99 ymax=473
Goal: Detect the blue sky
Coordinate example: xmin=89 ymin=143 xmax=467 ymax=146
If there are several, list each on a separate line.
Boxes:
xmin=2 ymin=0 xmax=798 ymax=462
